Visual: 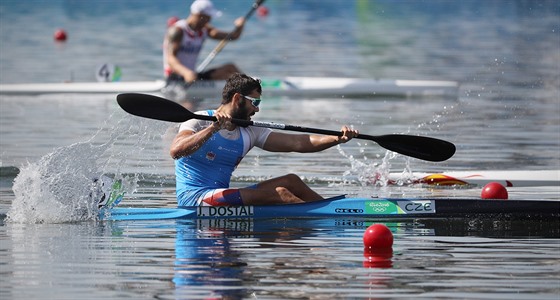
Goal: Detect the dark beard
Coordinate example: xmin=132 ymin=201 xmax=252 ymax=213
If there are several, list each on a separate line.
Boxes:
xmin=232 ymin=99 xmax=251 ymax=120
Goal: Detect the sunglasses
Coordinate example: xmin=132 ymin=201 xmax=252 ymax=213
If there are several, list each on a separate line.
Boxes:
xmin=243 ymin=95 xmax=261 ymax=108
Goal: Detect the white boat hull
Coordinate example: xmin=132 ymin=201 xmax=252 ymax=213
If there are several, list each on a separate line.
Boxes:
xmin=0 ymin=77 xmax=459 ymax=98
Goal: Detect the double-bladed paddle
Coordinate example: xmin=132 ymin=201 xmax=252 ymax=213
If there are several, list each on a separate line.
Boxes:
xmin=116 ymin=93 xmax=456 ymax=162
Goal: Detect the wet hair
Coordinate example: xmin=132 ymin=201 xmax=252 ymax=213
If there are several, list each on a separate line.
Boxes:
xmin=221 ymin=73 xmax=262 ymax=104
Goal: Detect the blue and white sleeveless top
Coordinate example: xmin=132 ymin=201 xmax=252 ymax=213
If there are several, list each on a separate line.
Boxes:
xmin=175 ymin=110 xmax=272 ymax=206
xmin=163 ymin=19 xmax=208 ymax=77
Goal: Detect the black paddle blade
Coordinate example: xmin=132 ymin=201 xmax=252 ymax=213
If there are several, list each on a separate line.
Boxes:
xmin=371 ymin=134 xmax=456 ymax=162
xmin=116 ymin=93 xmax=456 ymax=162
xmin=116 ymin=93 xmax=193 ymax=122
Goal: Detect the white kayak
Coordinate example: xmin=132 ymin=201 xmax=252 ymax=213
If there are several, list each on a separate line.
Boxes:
xmin=387 ymin=170 xmax=560 ymax=187
xmin=0 ymin=76 xmax=459 ymax=98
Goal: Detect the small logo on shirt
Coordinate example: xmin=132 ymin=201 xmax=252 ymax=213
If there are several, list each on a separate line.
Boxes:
xmin=206 ymin=151 xmax=216 ymax=161
xmin=218 ymin=145 xmax=240 ymax=154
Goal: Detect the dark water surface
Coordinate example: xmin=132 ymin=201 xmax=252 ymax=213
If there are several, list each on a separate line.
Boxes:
xmin=1 ymin=0 xmax=559 ymax=299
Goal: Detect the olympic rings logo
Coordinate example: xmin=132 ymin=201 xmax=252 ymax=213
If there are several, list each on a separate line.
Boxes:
xmin=371 ymin=207 xmax=388 ymax=213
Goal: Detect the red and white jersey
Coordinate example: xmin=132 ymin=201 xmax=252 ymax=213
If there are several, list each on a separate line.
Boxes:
xmin=163 ymin=19 xmax=208 ymax=77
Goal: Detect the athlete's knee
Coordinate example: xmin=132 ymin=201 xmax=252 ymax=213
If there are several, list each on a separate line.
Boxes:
xmin=274 ymin=186 xmax=302 ymax=203
xmin=285 ymin=173 xmax=301 ymax=180
xmin=275 ymin=186 xmax=289 ymax=194
xmin=281 ymin=173 xmax=305 ymax=185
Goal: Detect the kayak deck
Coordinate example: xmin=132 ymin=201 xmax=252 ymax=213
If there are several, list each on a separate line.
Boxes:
xmin=100 ymin=197 xmax=560 ymax=221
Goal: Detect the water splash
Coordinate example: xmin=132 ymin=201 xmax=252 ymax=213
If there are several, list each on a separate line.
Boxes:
xmin=337 ymin=144 xmax=414 ymax=197
xmin=6 ymin=114 xmax=170 ymax=224
xmin=7 ymin=142 xmax=109 ymax=223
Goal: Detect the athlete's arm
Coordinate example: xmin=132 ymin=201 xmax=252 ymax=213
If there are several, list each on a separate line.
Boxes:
xmin=262 ymin=127 xmax=358 ymax=153
xmin=207 ymin=17 xmax=246 ymax=40
xmin=170 ymin=112 xmax=233 ymax=159
xmin=165 ymin=26 xmax=198 ymax=83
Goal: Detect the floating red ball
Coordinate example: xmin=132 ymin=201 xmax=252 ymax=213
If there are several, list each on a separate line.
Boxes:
xmin=257 ymin=6 xmax=269 ymax=17
xmin=481 ymin=182 xmax=508 ymax=200
xmin=54 ymin=29 xmax=67 ymax=41
xmin=363 ymin=224 xmax=393 ymax=249
xmin=363 ymin=247 xmax=393 ymax=269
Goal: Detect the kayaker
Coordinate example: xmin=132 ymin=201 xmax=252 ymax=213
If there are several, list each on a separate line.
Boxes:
xmin=163 ymin=0 xmax=246 ymax=102
xmin=170 ymin=73 xmax=360 ymax=206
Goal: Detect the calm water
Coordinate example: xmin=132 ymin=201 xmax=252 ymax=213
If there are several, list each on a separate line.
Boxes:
xmin=1 ymin=0 xmax=559 ymax=299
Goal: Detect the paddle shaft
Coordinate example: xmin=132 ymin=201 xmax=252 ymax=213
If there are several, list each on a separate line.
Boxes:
xmin=115 ymin=93 xmax=456 ymax=162
xmin=196 ymin=0 xmax=265 ymax=73
xmin=210 ymin=118 xmax=455 ymax=162
xmin=192 ymin=113 xmax=376 ymax=140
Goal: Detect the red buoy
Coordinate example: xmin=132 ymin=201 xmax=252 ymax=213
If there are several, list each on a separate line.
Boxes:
xmin=363 ymin=247 xmax=393 ymax=269
xmin=363 ymin=224 xmax=393 ymax=249
xmin=54 ymin=29 xmax=67 ymax=42
xmin=257 ymin=6 xmax=269 ymax=17
xmin=481 ymin=182 xmax=508 ymax=199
